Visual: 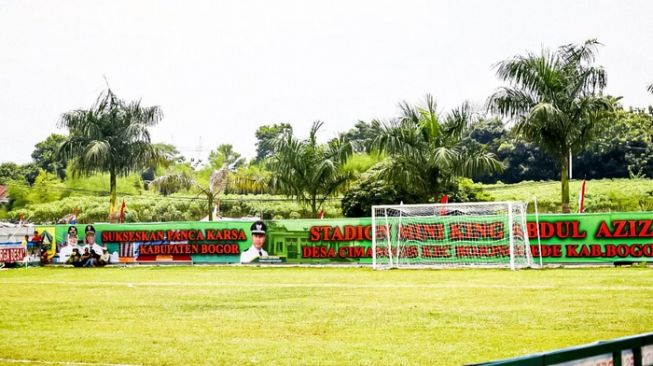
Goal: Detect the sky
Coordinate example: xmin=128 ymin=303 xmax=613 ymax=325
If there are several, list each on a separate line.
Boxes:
xmin=1 ymin=0 xmax=652 ymax=165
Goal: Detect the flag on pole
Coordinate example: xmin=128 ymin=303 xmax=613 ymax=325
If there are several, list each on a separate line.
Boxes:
xmin=578 ymin=179 xmax=586 ymax=213
xmin=318 ymin=210 xmax=325 ymax=219
xmin=439 ymin=194 xmax=448 ymax=215
xmin=119 ymin=200 xmax=126 ymax=223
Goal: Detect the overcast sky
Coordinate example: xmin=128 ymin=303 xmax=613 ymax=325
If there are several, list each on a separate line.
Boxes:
xmin=1 ymin=0 xmax=652 ymax=165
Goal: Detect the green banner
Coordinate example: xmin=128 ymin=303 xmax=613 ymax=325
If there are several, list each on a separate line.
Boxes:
xmin=43 ymin=211 xmax=653 ymax=265
xmin=528 ymin=212 xmax=653 ymax=263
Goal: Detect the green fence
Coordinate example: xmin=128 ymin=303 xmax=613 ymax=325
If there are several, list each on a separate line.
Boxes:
xmin=469 ymin=332 xmax=653 ymax=366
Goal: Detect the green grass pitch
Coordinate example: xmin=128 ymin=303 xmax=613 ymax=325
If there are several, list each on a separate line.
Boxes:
xmin=1 ymin=266 xmax=651 ymax=365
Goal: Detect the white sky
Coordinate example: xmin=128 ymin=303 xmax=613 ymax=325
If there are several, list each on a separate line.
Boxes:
xmin=1 ymin=0 xmax=652 ymax=165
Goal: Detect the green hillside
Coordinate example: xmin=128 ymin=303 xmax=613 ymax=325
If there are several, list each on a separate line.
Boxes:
xmin=482 ymin=178 xmax=653 ymax=213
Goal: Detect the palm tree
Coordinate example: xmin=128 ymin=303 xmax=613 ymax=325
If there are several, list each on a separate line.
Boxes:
xmin=488 ymin=39 xmax=613 ymax=212
xmin=269 ymin=121 xmax=353 ymax=216
xmin=370 ymin=94 xmax=502 ymax=201
xmin=149 ymin=166 xmax=230 ymax=221
xmin=58 ymin=89 xmax=164 ymax=215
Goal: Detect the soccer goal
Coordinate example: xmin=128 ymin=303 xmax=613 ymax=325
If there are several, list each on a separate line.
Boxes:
xmin=371 ymin=202 xmax=533 ymax=270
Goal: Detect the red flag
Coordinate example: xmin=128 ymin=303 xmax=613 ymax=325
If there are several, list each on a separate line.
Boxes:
xmin=578 ymin=179 xmax=586 ymax=213
xmin=439 ymin=194 xmax=448 ymax=215
xmin=119 ymin=200 xmax=126 ymax=223
xmin=318 ymin=210 xmax=325 ymax=219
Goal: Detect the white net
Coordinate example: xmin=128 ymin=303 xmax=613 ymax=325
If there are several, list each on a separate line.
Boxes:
xmin=372 ymin=202 xmax=533 ymax=270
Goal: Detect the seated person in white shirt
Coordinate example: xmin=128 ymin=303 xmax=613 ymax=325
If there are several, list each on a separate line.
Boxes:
xmin=240 ymin=220 xmax=269 ymax=263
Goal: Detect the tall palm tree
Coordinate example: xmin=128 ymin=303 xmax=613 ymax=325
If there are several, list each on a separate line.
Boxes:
xmin=269 ymin=121 xmax=353 ymax=216
xmin=488 ymin=39 xmax=613 ymax=212
xmin=370 ymin=94 xmax=501 ymax=201
xmin=58 ymin=89 xmax=164 ymax=215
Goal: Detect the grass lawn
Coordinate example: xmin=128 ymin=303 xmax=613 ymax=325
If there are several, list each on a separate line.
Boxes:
xmin=0 ymin=266 xmax=652 ymax=365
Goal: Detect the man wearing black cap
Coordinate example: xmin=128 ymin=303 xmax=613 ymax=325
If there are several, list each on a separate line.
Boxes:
xmin=240 ymin=220 xmax=269 ymax=263
xmin=82 ymin=225 xmax=105 ymax=266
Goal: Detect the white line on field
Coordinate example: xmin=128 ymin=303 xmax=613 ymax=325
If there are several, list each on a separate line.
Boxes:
xmin=0 ymin=358 xmax=140 ymax=366
xmin=0 ymin=280 xmax=650 ymax=291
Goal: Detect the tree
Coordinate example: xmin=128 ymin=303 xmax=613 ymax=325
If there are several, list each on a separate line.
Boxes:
xmin=0 ymin=163 xmax=40 ymax=186
xmin=229 ymin=163 xmax=272 ymax=194
xmin=488 ymin=39 xmax=613 ymax=212
xmin=58 ymin=89 xmax=163 ymax=215
xmin=269 ymin=121 xmax=353 ymax=216
xmin=0 ymin=163 xmax=23 ymax=185
xmin=370 ymin=95 xmax=502 ymax=202
xmin=339 ymin=120 xmax=382 ymax=153
xmin=141 ymin=143 xmax=185 ymax=186
xmin=31 ymin=134 xmax=68 ymax=180
xmin=254 ymin=123 xmax=293 ymax=161
xmin=341 ymin=164 xmax=421 ymax=217
xmin=149 ymin=167 xmax=229 ymax=221
xmin=208 ymin=144 xmax=243 ymax=170
xmin=573 ymin=106 xmax=653 ymax=179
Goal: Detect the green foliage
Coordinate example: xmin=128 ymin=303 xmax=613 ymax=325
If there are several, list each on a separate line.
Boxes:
xmin=370 ymin=95 xmax=501 ymax=202
xmin=269 ymin=121 xmax=353 ymax=216
xmin=339 ymin=120 xmax=382 ymax=153
xmin=254 ymin=122 xmax=293 ymax=161
xmin=64 ymin=169 xmax=144 ymax=197
xmin=31 ymin=133 xmax=68 ymax=179
xmin=482 ymin=178 xmax=653 ymax=213
xmin=452 ymin=178 xmax=493 ymax=202
xmin=341 ymin=164 xmax=422 ymax=217
xmin=207 ymin=144 xmax=243 ymax=170
xmin=0 ymin=162 xmax=23 ymax=184
xmin=26 ymin=171 xmax=65 ymax=204
xmin=0 ymin=162 xmax=40 ymax=185
xmin=6 ymin=180 xmax=31 ymax=209
xmin=342 ymin=152 xmax=384 ymax=177
xmin=489 ymin=39 xmax=613 ymax=211
xmin=219 ymin=194 xmax=341 ymax=220
xmin=58 ymin=88 xmax=164 ymax=214
xmin=228 ymin=163 xmax=272 ymax=194
xmin=574 ymin=106 xmax=653 ymax=179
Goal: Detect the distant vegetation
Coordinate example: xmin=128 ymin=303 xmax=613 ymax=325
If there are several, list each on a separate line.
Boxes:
xmin=483 ymin=178 xmax=653 ymax=213
xmin=1 ymin=39 xmax=653 ymax=223
xmin=2 ymin=177 xmax=651 ymax=223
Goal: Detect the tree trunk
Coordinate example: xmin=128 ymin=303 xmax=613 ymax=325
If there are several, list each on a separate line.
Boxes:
xmin=207 ymin=193 xmax=214 ymax=221
xmin=310 ymin=196 xmax=317 ymax=218
xmin=560 ymin=156 xmax=570 ymax=213
xmin=109 ymin=170 xmax=117 ymax=214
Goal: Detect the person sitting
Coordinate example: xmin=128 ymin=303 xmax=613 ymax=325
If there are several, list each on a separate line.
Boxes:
xmin=40 ymin=250 xmax=50 ymax=264
xmin=98 ymin=248 xmax=110 ymax=266
xmin=82 ymin=225 xmax=104 ymax=265
xmin=65 ymin=248 xmax=83 ymax=267
xmin=81 ymin=247 xmax=93 ymax=267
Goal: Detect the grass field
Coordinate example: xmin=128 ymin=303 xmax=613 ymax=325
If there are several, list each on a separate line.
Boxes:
xmin=1 ymin=266 xmax=652 ymax=366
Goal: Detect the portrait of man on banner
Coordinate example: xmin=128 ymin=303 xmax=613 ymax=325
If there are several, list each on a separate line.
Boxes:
xmin=240 ymin=220 xmax=269 ymax=263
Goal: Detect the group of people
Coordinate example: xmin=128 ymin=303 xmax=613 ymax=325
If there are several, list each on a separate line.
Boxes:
xmin=26 ymin=220 xmax=269 ymax=266
xmin=61 ymin=225 xmax=111 ymax=267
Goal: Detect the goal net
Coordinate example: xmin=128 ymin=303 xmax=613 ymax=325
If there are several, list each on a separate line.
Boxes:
xmin=371 ymin=202 xmax=533 ymax=270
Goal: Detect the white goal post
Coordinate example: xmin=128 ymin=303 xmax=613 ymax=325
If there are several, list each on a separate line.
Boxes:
xmin=371 ymin=201 xmax=534 ymax=270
